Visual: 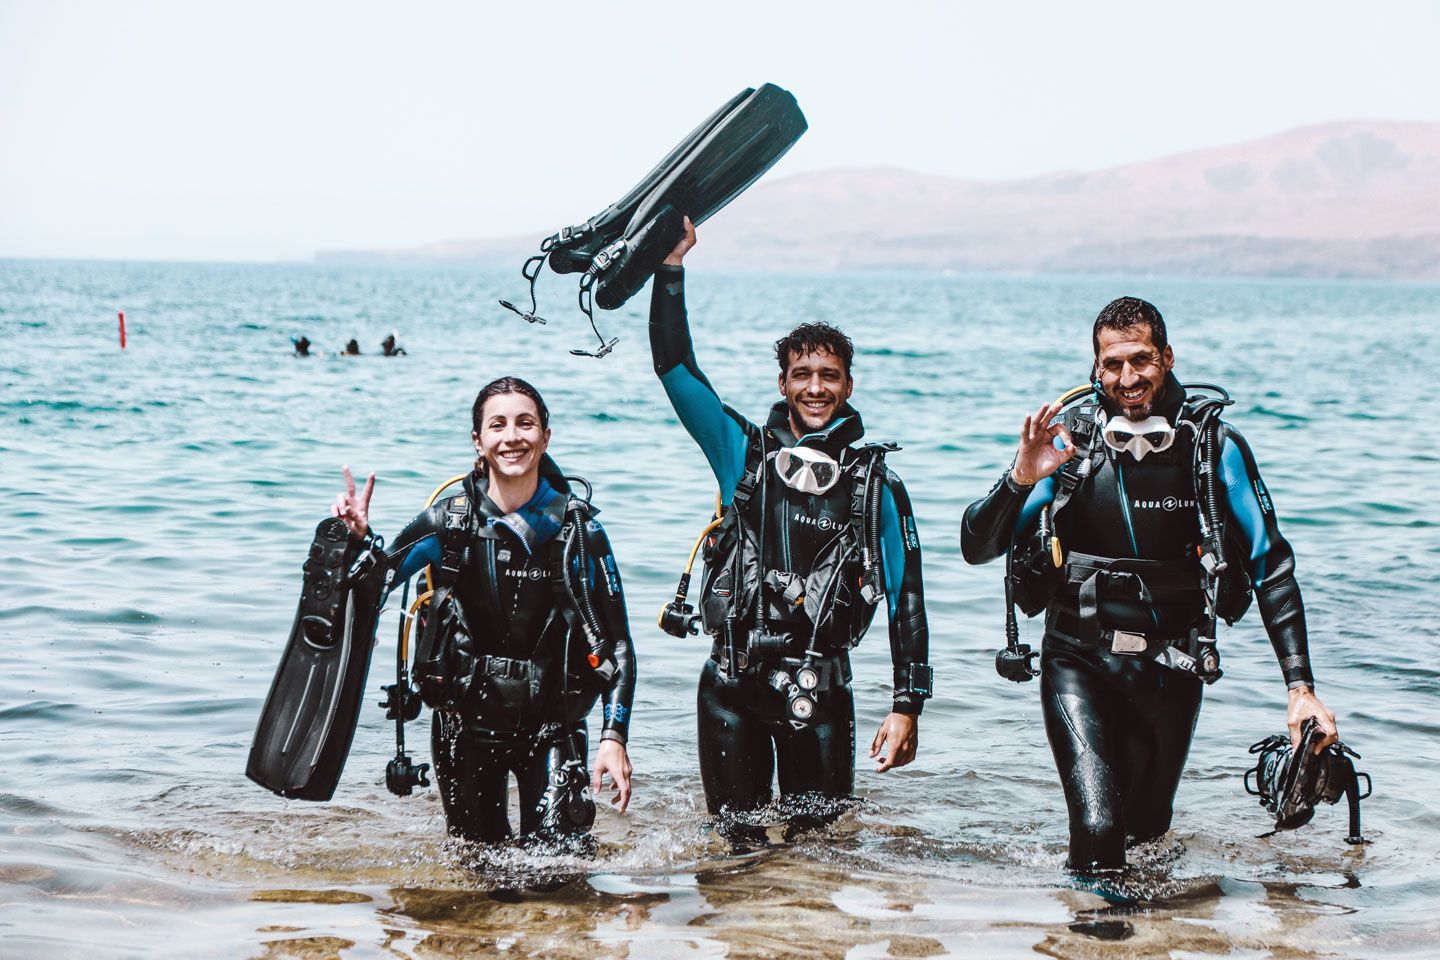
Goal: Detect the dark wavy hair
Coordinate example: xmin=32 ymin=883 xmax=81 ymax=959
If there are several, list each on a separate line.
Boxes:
xmin=471 ymin=376 xmax=549 ymax=473
xmin=1092 ymin=297 xmax=1167 ymax=355
xmin=774 ymin=322 xmax=855 ymax=376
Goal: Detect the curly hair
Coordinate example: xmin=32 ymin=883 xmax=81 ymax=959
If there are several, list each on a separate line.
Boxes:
xmin=774 ymin=322 xmax=855 ymax=376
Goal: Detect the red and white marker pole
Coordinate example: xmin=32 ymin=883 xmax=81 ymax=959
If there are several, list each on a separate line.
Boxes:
xmin=118 ymin=311 xmax=127 ymax=349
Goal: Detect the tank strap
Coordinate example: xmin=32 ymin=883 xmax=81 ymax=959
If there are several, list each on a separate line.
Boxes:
xmin=848 ymin=442 xmax=898 ymax=608
xmin=728 ymin=433 xmax=769 ymax=518
xmin=549 ymin=497 xmax=617 ymax=685
xmin=433 ymin=495 xmax=472 ymax=590
xmin=1049 ymin=402 xmax=1100 ymax=519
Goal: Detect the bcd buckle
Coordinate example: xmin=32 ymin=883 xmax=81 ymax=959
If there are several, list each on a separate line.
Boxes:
xmin=1109 ymin=629 xmax=1148 ymax=655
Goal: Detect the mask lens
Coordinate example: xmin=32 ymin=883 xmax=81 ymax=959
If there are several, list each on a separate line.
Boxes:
xmin=773 ymin=447 xmax=841 ymax=494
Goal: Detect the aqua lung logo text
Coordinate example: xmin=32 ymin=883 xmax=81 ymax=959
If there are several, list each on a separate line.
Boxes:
xmin=903 ymin=517 xmax=920 ymax=550
xmin=1252 ymin=478 xmax=1273 ymax=514
xmin=504 ymin=567 xmax=550 ymax=580
xmin=1132 ymin=497 xmax=1196 ymax=512
xmin=792 ymin=512 xmax=841 ymax=532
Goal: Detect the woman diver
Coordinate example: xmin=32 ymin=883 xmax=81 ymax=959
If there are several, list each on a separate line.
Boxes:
xmin=331 ymin=376 xmax=635 ymax=843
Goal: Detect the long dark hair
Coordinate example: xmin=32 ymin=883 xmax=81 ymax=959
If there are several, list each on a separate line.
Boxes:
xmin=471 ymin=377 xmax=550 ymax=474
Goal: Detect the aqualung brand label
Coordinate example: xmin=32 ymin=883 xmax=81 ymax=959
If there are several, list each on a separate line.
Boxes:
xmin=792 ymin=512 xmax=843 ymax=532
xmin=605 ymin=703 xmax=628 ymax=723
xmin=1132 ymin=497 xmax=1196 ymax=511
xmin=903 ymin=516 xmax=920 ymax=550
xmin=602 ymin=555 xmax=620 ymax=595
xmin=503 ymin=566 xmax=551 ymax=580
xmin=1252 ymin=477 xmax=1273 ymax=514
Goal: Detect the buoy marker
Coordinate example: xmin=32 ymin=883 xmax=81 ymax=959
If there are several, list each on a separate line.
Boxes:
xmin=119 ymin=311 xmax=127 ymax=349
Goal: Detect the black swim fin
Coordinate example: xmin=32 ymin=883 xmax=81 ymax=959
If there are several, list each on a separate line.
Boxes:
xmin=502 ymin=83 xmax=807 ymax=340
xmin=545 ymin=87 xmax=754 ymax=276
xmin=586 ymin=83 xmax=807 ymax=312
xmin=247 ymin=517 xmax=386 ymax=801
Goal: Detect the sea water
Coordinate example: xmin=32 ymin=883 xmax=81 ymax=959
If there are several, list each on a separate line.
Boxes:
xmin=2 ymin=259 xmax=1437 ymax=958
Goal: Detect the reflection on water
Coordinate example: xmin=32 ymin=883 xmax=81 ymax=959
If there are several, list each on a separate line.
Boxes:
xmin=2 ymin=260 xmax=1437 ymax=957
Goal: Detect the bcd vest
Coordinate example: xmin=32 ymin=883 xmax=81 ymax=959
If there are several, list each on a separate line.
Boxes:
xmin=698 ymin=436 xmax=896 ymax=662
xmin=412 ymin=491 xmax=616 ymax=729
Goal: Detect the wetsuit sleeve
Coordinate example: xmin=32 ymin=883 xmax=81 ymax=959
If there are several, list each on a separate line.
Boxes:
xmin=961 ymin=469 xmax=1056 ymax=564
xmin=879 ymin=472 xmax=930 ymax=716
xmin=649 ymin=264 xmax=757 ymax=503
xmin=1219 ymin=424 xmax=1314 ymax=688
xmin=583 ymin=519 xmax=636 ymax=745
xmin=365 ymin=505 xmax=445 ymax=602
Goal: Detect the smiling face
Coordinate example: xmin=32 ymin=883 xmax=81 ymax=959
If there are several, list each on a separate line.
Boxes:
xmin=472 ymin=391 xmax=550 ymax=481
xmin=779 ymin=347 xmax=854 ymax=436
xmin=1094 ymin=323 xmax=1175 ymax=419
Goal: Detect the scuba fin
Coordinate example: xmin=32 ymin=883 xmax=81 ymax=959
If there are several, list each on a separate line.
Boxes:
xmin=247 ymin=517 xmax=386 ymax=801
xmin=1244 ymin=718 xmax=1373 ymax=844
xmin=545 ymin=87 xmax=754 ymax=276
xmin=502 ymin=83 xmax=807 ymax=353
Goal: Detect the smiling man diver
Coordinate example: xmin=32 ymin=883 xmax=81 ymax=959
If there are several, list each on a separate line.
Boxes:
xmin=961 ymin=296 xmax=1339 ymax=873
xmin=651 ymin=218 xmax=933 ymax=828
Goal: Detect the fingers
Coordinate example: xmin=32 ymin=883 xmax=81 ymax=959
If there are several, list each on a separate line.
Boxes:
xmin=613 ymin=762 xmax=632 ymax=813
xmin=1020 ymin=402 xmax=1059 ymax=448
xmin=360 ymin=471 xmax=376 ymax=510
xmin=1313 ymin=707 xmax=1339 ymax=753
xmin=875 ymin=733 xmax=899 ymax=772
xmin=664 ymin=217 xmax=698 ymax=266
xmin=591 ymin=762 xmax=603 ymax=796
xmin=873 ymin=721 xmax=899 ymax=772
xmin=1052 ymin=422 xmax=1077 ymax=459
xmin=342 ymin=464 xmax=356 ymax=499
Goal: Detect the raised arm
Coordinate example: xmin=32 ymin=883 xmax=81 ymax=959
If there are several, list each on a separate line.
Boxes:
xmin=648 ymin=220 xmax=755 ymax=502
xmin=329 ymin=464 xmax=442 ymax=591
xmin=961 ymin=400 xmax=1072 ymax=564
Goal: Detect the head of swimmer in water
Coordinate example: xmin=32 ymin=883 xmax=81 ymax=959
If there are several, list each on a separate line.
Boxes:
xmin=471 ymin=376 xmax=551 ymax=481
xmin=775 ymin=322 xmax=855 ymax=436
xmin=1092 ymin=297 xmax=1175 ymax=421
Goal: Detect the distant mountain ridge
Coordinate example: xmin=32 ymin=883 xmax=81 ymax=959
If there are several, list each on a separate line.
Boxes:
xmin=318 ymin=119 xmax=1440 ymax=279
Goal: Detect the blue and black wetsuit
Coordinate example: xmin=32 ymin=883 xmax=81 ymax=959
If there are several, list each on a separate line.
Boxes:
xmin=650 ymin=264 xmax=931 ymax=816
xmin=381 ymin=457 xmax=635 ymax=843
xmin=962 ymin=375 xmax=1312 ymax=870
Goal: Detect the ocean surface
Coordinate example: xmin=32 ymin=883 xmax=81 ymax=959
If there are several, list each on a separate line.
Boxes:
xmin=2 ymin=258 xmax=1437 ymax=959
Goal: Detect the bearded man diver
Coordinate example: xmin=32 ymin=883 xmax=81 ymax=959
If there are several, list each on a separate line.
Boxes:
xmin=961 ymin=296 xmax=1339 ymax=872
xmin=651 ymin=218 xmax=933 ymax=826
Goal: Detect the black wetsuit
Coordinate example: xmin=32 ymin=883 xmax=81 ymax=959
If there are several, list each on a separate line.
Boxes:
xmin=650 ymin=264 xmax=931 ymax=816
xmin=383 ymin=459 xmax=635 ymax=843
xmin=962 ymin=376 xmax=1312 ymax=870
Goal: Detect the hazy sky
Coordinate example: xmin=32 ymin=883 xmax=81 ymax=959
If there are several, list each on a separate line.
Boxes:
xmin=3 ymin=0 xmax=1438 ymax=261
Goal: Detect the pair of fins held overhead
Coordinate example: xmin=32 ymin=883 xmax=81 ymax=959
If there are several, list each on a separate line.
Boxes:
xmin=247 ymin=517 xmax=385 ymax=801
xmin=501 ymin=82 xmax=808 ymax=355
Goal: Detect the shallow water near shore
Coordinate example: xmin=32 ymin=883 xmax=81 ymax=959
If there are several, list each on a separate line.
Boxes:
xmin=3 ymin=258 xmax=1438 ymax=958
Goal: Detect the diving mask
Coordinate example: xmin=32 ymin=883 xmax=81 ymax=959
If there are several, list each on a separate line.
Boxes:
xmin=1101 ymin=414 xmax=1175 ymax=460
xmin=773 ymin=445 xmax=841 ymax=494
